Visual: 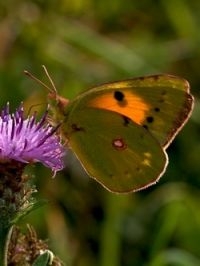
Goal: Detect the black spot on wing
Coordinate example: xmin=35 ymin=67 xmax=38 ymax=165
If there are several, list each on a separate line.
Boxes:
xmin=142 ymin=115 xmax=154 ymax=130
xmin=143 ymin=124 xmax=149 ymax=130
xmin=158 ymin=90 xmax=167 ymax=103
xmin=146 ymin=116 xmax=154 ymax=123
xmin=114 ymin=90 xmax=125 ymax=101
xmin=154 ymin=107 xmax=160 ymax=112
xmin=114 ymin=90 xmax=128 ymax=107
xmin=122 ymin=115 xmax=131 ymax=126
xmin=71 ymin=123 xmax=85 ymax=132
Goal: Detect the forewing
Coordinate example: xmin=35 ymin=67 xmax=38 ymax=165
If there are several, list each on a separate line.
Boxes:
xmin=86 ymin=75 xmax=193 ymax=148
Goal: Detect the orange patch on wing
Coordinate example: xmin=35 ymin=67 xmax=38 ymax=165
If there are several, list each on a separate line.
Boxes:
xmin=88 ymin=91 xmax=150 ymax=125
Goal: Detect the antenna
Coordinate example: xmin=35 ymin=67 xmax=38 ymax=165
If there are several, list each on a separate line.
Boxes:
xmin=24 ymin=65 xmax=69 ymax=108
xmin=24 ymin=65 xmax=57 ymax=93
xmin=41 ymin=65 xmax=57 ymax=93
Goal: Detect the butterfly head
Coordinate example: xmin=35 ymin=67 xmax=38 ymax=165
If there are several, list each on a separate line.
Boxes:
xmin=47 ymin=91 xmax=70 ymax=125
xmin=24 ymin=66 xmax=70 ymax=126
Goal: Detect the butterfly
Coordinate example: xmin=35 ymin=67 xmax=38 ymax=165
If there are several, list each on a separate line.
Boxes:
xmin=25 ymin=68 xmax=194 ymax=193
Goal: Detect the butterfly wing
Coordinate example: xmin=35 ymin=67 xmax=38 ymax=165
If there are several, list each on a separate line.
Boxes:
xmin=82 ymin=75 xmax=193 ymax=148
xmin=63 ymin=108 xmax=167 ymax=193
xmin=53 ymin=74 xmax=193 ymax=192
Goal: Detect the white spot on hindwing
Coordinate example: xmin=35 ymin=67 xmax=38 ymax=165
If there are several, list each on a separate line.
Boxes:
xmin=112 ymin=138 xmax=127 ymax=150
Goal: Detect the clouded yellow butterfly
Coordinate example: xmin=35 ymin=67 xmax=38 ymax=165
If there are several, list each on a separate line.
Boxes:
xmin=25 ymin=68 xmax=194 ymax=193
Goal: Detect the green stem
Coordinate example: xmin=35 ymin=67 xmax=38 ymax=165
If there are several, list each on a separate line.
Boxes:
xmin=99 ymin=193 xmax=130 ymax=266
xmin=0 ymin=223 xmax=12 ymax=266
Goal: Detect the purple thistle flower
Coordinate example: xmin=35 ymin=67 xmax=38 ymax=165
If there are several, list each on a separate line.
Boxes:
xmin=0 ymin=103 xmax=65 ymax=173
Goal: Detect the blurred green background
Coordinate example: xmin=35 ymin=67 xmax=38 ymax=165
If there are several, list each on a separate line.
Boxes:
xmin=1 ymin=1 xmax=200 ymax=265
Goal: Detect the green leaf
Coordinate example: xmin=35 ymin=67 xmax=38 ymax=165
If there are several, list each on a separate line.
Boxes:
xmin=32 ymin=250 xmax=54 ymax=266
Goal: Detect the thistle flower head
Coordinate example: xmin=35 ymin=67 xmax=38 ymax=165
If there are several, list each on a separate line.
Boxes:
xmin=0 ymin=103 xmax=65 ymax=173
